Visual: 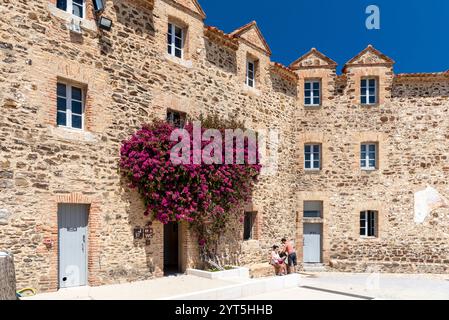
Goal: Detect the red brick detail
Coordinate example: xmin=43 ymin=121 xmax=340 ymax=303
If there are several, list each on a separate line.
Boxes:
xmin=42 ymin=193 xmax=101 ymax=291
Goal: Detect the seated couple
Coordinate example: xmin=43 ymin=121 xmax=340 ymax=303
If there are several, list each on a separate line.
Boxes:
xmin=270 ymin=238 xmax=297 ymax=276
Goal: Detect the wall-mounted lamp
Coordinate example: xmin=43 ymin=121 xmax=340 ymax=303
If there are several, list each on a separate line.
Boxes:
xmin=93 ymin=0 xmax=105 ymax=13
xmin=98 ymin=16 xmax=113 ymax=31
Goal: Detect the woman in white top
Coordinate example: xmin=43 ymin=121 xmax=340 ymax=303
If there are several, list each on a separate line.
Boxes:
xmin=270 ymin=245 xmax=287 ymax=276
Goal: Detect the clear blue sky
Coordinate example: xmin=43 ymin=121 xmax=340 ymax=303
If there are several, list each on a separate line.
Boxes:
xmin=201 ymin=0 xmax=449 ymax=74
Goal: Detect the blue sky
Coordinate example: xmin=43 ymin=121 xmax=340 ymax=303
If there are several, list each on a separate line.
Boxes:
xmin=201 ymin=0 xmax=449 ymax=74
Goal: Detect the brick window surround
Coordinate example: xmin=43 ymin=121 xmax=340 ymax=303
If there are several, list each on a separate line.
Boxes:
xmin=43 ymin=193 xmax=101 ymax=291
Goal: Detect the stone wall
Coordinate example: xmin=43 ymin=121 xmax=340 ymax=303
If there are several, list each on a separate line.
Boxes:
xmin=0 ymin=0 xmax=297 ymax=292
xmin=0 ymin=0 xmax=448 ymax=293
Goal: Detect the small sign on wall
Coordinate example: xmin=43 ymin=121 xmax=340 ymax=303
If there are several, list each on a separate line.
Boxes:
xmin=133 ymin=228 xmax=143 ymax=240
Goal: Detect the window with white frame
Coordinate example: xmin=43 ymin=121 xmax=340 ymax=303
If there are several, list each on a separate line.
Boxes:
xmin=361 ymin=78 xmax=377 ymax=105
xmin=304 ymin=80 xmax=321 ymax=106
xmin=360 ymin=210 xmax=378 ymax=237
xmin=246 ymin=59 xmax=256 ymax=88
xmin=57 ymin=82 xmax=85 ymax=130
xmin=304 ymin=144 xmax=321 ymax=170
xmin=167 ymin=23 xmax=184 ymax=59
xmin=361 ymin=143 xmax=377 ymax=170
xmin=56 ymin=0 xmax=85 ymax=19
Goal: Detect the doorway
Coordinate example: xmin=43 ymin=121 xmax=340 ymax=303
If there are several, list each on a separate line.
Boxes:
xmin=164 ymin=222 xmax=180 ymax=275
xmin=303 ymin=223 xmax=322 ymax=263
xmin=58 ymin=204 xmax=89 ymax=288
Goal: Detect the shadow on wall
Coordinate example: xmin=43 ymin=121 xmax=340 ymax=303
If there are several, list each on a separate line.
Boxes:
xmin=112 ymin=176 xmax=162 ymax=280
xmin=204 ymin=39 xmax=238 ymax=75
xmin=100 ymin=0 xmax=156 ymax=55
xmin=269 ymin=71 xmax=298 ymax=98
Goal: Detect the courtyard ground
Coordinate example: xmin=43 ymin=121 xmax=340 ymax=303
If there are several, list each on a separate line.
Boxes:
xmin=240 ymin=272 xmax=449 ymax=300
xmin=23 ymin=272 xmax=449 ymax=300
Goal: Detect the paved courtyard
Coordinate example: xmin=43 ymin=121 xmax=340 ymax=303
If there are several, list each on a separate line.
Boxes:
xmin=23 ymin=272 xmax=449 ymax=300
xmin=241 ymin=272 xmax=449 ymax=300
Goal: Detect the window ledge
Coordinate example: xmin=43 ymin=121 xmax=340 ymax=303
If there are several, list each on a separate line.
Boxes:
xmin=304 ymin=105 xmax=322 ymax=109
xmin=242 ymin=85 xmax=261 ymax=97
xmin=360 ymin=103 xmax=380 ymax=108
xmin=304 ymin=169 xmax=322 ymax=174
xmin=164 ymin=53 xmax=193 ymax=69
xmin=49 ymin=126 xmax=98 ymax=143
xmin=360 ymin=236 xmax=379 ymax=241
xmin=48 ymin=3 xmax=97 ymax=33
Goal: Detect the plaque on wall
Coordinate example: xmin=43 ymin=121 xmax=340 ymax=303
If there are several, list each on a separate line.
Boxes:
xmin=133 ymin=227 xmax=143 ymax=240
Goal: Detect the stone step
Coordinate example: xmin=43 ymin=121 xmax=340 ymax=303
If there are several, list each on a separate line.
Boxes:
xmin=302 ymin=263 xmax=327 ymax=272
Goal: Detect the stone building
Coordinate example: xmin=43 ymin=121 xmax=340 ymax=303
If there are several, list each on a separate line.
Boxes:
xmin=0 ymin=0 xmax=448 ymax=293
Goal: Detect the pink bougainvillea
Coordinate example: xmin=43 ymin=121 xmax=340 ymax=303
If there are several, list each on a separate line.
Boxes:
xmin=119 ymin=119 xmax=261 ymax=260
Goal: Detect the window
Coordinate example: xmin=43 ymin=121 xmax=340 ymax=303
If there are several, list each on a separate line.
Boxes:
xmin=304 ymin=80 xmax=321 ymax=106
xmin=246 ymin=60 xmax=256 ymax=88
xmin=304 ymin=201 xmax=322 ymax=218
xmin=243 ymin=212 xmax=257 ymax=240
xmin=304 ymin=144 xmax=321 ymax=170
xmin=166 ymin=109 xmax=186 ymax=128
xmin=361 ymin=78 xmax=377 ymax=105
xmin=167 ymin=23 xmax=184 ymax=59
xmin=57 ymin=82 xmax=85 ymax=130
xmin=360 ymin=211 xmax=378 ymax=237
xmin=56 ymin=0 xmax=85 ymax=19
xmin=361 ymin=143 xmax=377 ymax=170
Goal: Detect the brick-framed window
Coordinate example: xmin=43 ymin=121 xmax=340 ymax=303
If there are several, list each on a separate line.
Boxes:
xmin=304 ymin=144 xmax=321 ymax=170
xmin=360 ymin=210 xmax=378 ymax=237
xmin=57 ymin=82 xmax=85 ymax=130
xmin=243 ymin=212 xmax=257 ymax=240
xmin=246 ymin=59 xmax=256 ymax=88
xmin=304 ymin=80 xmax=321 ymax=106
xmin=166 ymin=109 xmax=186 ymax=128
xmin=361 ymin=143 xmax=377 ymax=170
xmin=361 ymin=78 xmax=377 ymax=105
xmin=56 ymin=0 xmax=86 ymax=19
xmin=167 ymin=23 xmax=184 ymax=59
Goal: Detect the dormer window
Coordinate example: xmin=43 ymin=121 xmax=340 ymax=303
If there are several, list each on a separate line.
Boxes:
xmin=246 ymin=59 xmax=256 ymax=88
xmin=168 ymin=23 xmax=184 ymax=59
xmin=361 ymin=78 xmax=377 ymax=105
xmin=304 ymin=80 xmax=321 ymax=106
xmin=57 ymin=0 xmax=85 ymax=19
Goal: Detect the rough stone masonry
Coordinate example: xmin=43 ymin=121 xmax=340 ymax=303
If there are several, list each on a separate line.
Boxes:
xmin=0 ymin=0 xmax=448 ymax=293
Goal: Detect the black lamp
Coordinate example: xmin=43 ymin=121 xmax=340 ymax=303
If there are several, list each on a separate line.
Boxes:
xmin=98 ymin=16 xmax=113 ymax=31
xmin=92 ymin=0 xmax=105 ymax=13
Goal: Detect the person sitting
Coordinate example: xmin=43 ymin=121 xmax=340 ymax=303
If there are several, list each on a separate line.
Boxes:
xmin=270 ymin=245 xmax=287 ymax=276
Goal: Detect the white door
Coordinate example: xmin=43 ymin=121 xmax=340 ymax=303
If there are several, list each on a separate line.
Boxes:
xmin=58 ymin=204 xmax=89 ymax=288
xmin=303 ymin=223 xmax=321 ymax=263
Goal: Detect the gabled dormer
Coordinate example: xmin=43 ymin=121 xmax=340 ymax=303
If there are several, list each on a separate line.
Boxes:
xmin=343 ymin=45 xmax=395 ymax=106
xmin=290 ymin=48 xmax=337 ymax=70
xmin=230 ymin=21 xmax=272 ymax=57
xmin=169 ymin=0 xmax=206 ymax=20
xmin=290 ymin=48 xmax=337 ymax=108
xmin=231 ymin=21 xmax=271 ymax=93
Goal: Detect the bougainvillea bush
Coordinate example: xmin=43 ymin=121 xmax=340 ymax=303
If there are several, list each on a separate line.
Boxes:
xmin=119 ymin=116 xmax=261 ymax=267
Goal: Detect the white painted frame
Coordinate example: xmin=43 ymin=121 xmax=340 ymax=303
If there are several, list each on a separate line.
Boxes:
xmin=168 ymin=23 xmax=184 ymax=59
xmin=304 ymin=80 xmax=321 ymax=106
xmin=304 ymin=144 xmax=321 ymax=171
xmin=360 ymin=210 xmax=377 ymax=237
xmin=57 ymin=0 xmax=86 ymax=19
xmin=361 ymin=143 xmax=377 ymax=170
xmin=361 ymin=78 xmax=377 ymax=105
xmin=57 ymin=82 xmax=85 ymax=130
xmin=246 ymin=59 xmax=256 ymax=88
